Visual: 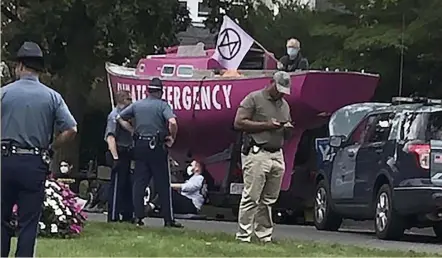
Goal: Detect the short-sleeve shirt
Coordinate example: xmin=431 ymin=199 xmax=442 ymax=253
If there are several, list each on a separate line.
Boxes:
xmin=104 ymin=107 xmax=133 ymax=148
xmin=118 ymin=96 xmax=176 ymax=137
xmin=1 ymin=75 xmax=77 ymax=149
xmin=238 ymin=89 xmax=291 ymax=149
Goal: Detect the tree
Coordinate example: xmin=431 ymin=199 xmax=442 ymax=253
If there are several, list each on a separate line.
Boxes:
xmin=1 ymin=0 xmax=190 ymax=171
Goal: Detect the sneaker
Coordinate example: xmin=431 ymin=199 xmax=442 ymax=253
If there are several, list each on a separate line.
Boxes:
xmin=164 ymin=220 xmax=183 ymax=228
xmin=135 ymin=219 xmax=145 ymax=227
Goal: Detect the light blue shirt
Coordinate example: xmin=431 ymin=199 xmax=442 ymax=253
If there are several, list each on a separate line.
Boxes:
xmin=180 ymin=174 xmax=206 ymax=210
xmin=104 ymin=107 xmax=133 ymax=147
xmin=118 ymin=96 xmax=175 ymax=136
xmin=1 ymin=75 xmax=77 ymax=149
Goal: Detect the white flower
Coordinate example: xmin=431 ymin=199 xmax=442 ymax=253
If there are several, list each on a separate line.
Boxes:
xmin=50 ymin=224 xmax=58 ymax=233
xmin=43 ymin=201 xmax=49 ymax=207
xmin=54 ymin=208 xmax=63 ymax=216
xmin=48 ymin=200 xmax=57 ymax=208
xmin=45 ymin=181 xmax=50 ymax=187
xmin=58 ymin=215 xmax=66 ymax=221
xmin=39 ymin=222 xmax=46 ymax=230
xmin=45 ymin=188 xmax=53 ymax=196
xmin=65 ymin=209 xmax=72 ymax=216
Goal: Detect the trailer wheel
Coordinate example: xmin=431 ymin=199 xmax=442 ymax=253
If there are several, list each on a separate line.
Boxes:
xmin=314 ymin=180 xmax=342 ymax=231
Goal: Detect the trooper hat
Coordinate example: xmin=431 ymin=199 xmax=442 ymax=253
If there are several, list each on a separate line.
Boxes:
xmin=16 ymin=41 xmax=44 ymax=59
xmin=273 ymin=71 xmax=291 ymax=95
xmin=148 ymin=77 xmax=163 ymax=90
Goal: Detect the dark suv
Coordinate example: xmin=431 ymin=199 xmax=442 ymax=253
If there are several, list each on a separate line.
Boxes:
xmin=314 ymin=97 xmax=442 ymax=240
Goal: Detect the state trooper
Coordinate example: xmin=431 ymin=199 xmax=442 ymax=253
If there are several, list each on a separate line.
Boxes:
xmin=1 ymin=41 xmax=77 ymax=257
xmin=104 ymin=90 xmax=134 ymax=223
xmin=117 ymin=77 xmax=182 ymax=228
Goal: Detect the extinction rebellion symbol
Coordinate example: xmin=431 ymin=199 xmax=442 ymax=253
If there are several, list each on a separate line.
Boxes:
xmin=217 ymin=28 xmax=242 ymax=60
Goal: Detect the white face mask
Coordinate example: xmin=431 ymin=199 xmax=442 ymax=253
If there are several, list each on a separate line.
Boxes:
xmin=60 ymin=166 xmax=69 ymax=174
xmin=186 ymin=165 xmax=194 ymax=176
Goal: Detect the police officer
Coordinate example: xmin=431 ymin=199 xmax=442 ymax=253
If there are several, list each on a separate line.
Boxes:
xmin=117 ymin=78 xmax=182 ymax=228
xmin=104 ymin=90 xmax=134 ymax=223
xmin=1 ymin=42 xmax=77 ymax=257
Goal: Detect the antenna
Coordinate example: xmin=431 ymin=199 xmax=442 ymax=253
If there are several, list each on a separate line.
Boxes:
xmin=398 ymin=13 xmax=405 ymax=97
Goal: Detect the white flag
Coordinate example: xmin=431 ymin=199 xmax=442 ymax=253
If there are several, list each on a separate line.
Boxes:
xmin=211 ymin=16 xmax=254 ymax=70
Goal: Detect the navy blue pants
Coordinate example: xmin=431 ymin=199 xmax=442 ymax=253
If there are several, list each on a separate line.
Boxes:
xmin=1 ymin=154 xmax=47 ymax=257
xmin=106 ymin=149 xmax=134 ymax=222
xmin=132 ymin=140 xmax=173 ymax=223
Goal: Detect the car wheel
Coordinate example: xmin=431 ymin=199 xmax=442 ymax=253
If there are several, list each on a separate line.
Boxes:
xmin=433 ymin=223 xmax=442 ymax=240
xmin=374 ymin=184 xmax=405 ymax=240
xmin=314 ymin=180 xmax=342 ymax=231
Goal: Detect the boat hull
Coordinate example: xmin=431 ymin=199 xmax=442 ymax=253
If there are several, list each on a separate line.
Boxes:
xmin=106 ymin=63 xmax=379 ymax=190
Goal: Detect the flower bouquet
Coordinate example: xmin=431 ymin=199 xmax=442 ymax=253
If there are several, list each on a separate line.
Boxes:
xmin=12 ymin=179 xmax=87 ymax=238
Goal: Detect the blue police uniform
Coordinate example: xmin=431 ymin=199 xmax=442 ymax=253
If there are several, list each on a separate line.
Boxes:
xmin=117 ymin=78 xmax=181 ymax=227
xmin=104 ymin=107 xmax=134 ymax=222
xmin=1 ymin=42 xmax=77 ymax=257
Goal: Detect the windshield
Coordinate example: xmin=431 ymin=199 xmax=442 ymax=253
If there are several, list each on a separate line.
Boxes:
xmin=401 ymin=111 xmax=442 ymax=141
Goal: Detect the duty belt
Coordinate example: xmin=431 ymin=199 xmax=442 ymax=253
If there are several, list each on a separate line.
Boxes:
xmin=136 ymin=135 xmax=159 ymax=150
xmin=1 ymin=143 xmax=51 ymax=164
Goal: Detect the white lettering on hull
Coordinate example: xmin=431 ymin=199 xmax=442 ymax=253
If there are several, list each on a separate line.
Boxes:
xmin=116 ymin=83 xmax=232 ymax=110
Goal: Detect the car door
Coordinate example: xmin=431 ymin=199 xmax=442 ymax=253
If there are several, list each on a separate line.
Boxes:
xmin=354 ymin=112 xmax=394 ymax=204
xmin=330 ymin=117 xmax=373 ymax=202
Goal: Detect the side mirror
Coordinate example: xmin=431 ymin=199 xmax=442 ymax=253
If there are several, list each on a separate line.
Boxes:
xmin=329 ymin=135 xmax=346 ymax=148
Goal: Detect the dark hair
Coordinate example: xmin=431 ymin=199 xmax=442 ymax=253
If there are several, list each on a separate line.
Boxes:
xmin=18 ymin=57 xmax=44 ymax=72
xmin=115 ymin=90 xmax=131 ymax=104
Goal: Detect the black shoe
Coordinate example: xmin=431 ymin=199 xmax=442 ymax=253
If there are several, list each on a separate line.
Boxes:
xmin=164 ymin=220 xmax=183 ymax=228
xmin=135 ymin=218 xmax=145 ymax=227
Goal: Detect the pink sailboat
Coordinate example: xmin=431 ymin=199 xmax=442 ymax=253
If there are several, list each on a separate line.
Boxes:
xmin=106 ymin=43 xmax=379 ymax=217
xmin=106 ymin=44 xmax=379 ymax=185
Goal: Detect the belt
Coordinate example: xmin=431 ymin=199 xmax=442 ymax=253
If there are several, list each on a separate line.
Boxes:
xmin=259 ymin=146 xmax=281 ymax=153
xmin=136 ymin=135 xmax=156 ymax=141
xmin=1 ymin=145 xmax=45 ymax=155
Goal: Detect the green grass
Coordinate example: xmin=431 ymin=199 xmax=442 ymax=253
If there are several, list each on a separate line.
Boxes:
xmin=8 ymin=222 xmax=441 ymax=257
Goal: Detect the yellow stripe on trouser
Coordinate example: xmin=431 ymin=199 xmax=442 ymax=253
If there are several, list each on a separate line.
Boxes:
xmin=236 ymin=149 xmax=285 ymax=242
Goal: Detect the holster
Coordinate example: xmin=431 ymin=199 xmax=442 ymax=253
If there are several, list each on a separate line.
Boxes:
xmin=241 ymin=134 xmax=253 ymax=155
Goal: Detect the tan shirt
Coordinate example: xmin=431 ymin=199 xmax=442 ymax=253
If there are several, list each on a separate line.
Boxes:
xmin=238 ymin=89 xmax=291 ymax=150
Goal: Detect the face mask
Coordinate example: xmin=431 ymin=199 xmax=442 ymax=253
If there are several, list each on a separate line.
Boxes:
xmin=186 ymin=165 xmax=194 ymax=176
xmin=287 ymin=48 xmax=299 ymax=57
xmin=60 ymin=166 xmax=69 ymax=174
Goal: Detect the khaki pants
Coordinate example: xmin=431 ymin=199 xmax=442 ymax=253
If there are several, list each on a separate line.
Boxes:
xmin=236 ymin=149 xmax=285 ymax=242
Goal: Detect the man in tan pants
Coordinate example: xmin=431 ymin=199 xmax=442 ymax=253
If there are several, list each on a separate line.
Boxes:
xmin=233 ymin=71 xmax=293 ymax=243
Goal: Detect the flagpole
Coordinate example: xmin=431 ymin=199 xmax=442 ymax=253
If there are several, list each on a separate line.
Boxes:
xmin=253 ymin=40 xmax=279 ymax=63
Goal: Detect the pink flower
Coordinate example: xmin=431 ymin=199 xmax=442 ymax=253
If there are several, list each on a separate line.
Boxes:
xmin=70 ymin=224 xmax=82 ymax=234
xmin=12 ymin=204 xmax=18 ymax=213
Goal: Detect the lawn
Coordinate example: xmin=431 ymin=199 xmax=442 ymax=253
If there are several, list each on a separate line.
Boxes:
xmin=9 ymin=222 xmax=440 ymax=257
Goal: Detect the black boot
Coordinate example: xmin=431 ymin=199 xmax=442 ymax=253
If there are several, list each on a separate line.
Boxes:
xmin=164 ymin=220 xmax=183 ymax=228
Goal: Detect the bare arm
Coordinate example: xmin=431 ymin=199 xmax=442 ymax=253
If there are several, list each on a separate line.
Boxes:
xmin=117 ymin=118 xmax=134 ymax=134
xmin=52 ymin=126 xmax=77 ymax=149
xmin=234 ymin=108 xmax=271 ymax=133
xmin=53 ymin=95 xmax=78 ymax=149
xmin=168 ymin=117 xmax=178 ymax=140
xmin=106 ymin=135 xmax=119 ymax=159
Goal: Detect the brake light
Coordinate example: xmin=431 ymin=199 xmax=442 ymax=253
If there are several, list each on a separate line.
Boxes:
xmin=407 ymin=144 xmax=430 ymax=169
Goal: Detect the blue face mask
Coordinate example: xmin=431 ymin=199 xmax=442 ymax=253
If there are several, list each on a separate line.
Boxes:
xmin=287 ymin=47 xmax=299 ymax=58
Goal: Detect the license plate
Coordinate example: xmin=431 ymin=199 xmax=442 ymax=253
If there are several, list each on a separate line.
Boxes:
xmin=230 ymin=183 xmax=244 ymax=195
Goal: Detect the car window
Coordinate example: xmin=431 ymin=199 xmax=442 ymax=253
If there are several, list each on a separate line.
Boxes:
xmin=348 ymin=115 xmax=376 ymax=145
xmin=363 ymin=113 xmax=394 ymax=143
xmin=426 ymin=111 xmax=442 ymax=140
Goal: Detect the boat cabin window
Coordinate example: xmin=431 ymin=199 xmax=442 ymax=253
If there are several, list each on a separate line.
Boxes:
xmin=177 ymin=65 xmax=194 ymax=77
xmin=161 ymin=65 xmax=176 ymax=77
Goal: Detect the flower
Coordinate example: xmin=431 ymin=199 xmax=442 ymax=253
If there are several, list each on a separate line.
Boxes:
xmin=50 ymin=224 xmax=58 ymax=233
xmin=12 ymin=178 xmax=87 ymax=238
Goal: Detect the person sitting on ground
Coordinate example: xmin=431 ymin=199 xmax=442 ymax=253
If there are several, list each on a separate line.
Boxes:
xmin=277 ymin=38 xmax=309 ymax=72
xmin=147 ymin=160 xmax=208 ymax=215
